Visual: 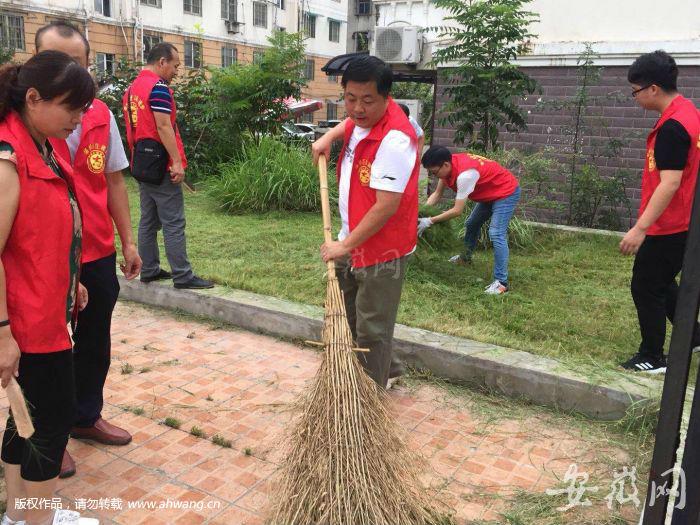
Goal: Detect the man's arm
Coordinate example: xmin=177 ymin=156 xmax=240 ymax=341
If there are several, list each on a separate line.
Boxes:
xmin=426 ymin=179 xmax=445 ymax=206
xmin=311 ymin=117 xmax=350 ymax=164
xmin=620 ymin=170 xmax=683 ymax=255
xmin=321 ymin=190 xmax=402 ymax=261
xmin=153 ymin=112 xmax=184 ymax=183
xmin=106 ymin=171 xmax=141 ymax=278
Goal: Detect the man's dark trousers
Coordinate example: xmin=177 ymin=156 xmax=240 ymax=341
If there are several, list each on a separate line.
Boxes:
xmin=632 ymin=231 xmax=700 ymax=359
xmin=72 ymin=252 xmax=120 ymax=427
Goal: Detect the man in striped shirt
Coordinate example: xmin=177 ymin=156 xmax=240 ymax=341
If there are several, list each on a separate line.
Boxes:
xmin=126 ymin=43 xmax=213 ymax=290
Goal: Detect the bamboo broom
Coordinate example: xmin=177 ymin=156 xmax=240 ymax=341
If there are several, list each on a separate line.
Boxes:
xmin=270 ymin=155 xmax=444 ymax=525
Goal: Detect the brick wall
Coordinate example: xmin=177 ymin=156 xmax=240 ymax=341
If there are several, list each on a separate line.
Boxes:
xmin=432 ymin=66 xmax=700 ymax=229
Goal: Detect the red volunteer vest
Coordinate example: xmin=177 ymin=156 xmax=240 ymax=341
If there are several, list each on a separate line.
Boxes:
xmin=446 ymin=153 xmax=519 ymax=203
xmin=641 ymin=95 xmax=700 ymax=236
xmin=51 ymin=99 xmax=115 ymax=263
xmin=0 ymin=111 xmax=80 ymax=353
xmin=338 ymin=99 xmax=419 ymax=268
xmin=122 ymin=69 xmax=187 ymax=169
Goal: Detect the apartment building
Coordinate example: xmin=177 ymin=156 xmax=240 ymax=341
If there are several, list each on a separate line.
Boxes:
xmin=0 ymin=0 xmax=348 ymax=122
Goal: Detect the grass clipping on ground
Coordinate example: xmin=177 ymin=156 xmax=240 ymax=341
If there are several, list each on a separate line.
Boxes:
xmin=270 ymin=159 xmax=448 ymax=525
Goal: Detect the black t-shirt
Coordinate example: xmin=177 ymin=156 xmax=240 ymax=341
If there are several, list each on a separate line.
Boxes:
xmin=654 ymin=119 xmax=691 ymax=170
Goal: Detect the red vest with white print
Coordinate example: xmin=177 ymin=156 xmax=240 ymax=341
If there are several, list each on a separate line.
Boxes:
xmin=641 ymin=95 xmax=700 ymax=236
xmin=446 ymin=153 xmax=519 ymax=203
xmin=122 ymin=69 xmax=187 ymax=169
xmin=0 ymin=111 xmax=80 ymax=353
xmin=338 ymin=98 xmax=419 ymax=268
xmin=51 ymin=99 xmax=115 ymax=263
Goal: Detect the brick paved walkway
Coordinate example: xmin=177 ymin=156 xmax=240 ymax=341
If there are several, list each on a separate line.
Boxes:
xmin=5 ymin=302 xmax=638 ymax=524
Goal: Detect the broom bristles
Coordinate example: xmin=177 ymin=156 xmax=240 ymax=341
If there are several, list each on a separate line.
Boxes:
xmin=270 ymin=273 xmax=443 ymax=524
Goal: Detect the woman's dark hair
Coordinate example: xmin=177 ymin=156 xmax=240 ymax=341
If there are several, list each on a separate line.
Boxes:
xmin=421 ymin=145 xmax=452 ymax=168
xmin=0 ymin=50 xmax=95 ymax=121
xmin=628 ymin=51 xmax=678 ymax=92
xmin=341 ymin=55 xmax=393 ymax=97
xmin=398 ymin=103 xmax=410 ymax=117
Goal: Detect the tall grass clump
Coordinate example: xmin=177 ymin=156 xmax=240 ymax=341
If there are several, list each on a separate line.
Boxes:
xmin=208 ymin=136 xmax=338 ymax=213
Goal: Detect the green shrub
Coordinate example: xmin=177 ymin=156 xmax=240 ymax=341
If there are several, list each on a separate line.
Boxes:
xmin=208 ymin=136 xmax=337 ymax=213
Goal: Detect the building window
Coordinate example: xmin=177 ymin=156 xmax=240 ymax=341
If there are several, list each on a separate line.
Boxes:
xmin=327 ymin=74 xmax=338 ymax=83
xmin=327 ymin=102 xmax=337 ymax=121
xmin=143 ymin=34 xmax=163 ymax=57
xmin=252 ymin=50 xmax=264 ymax=64
xmin=304 ymin=59 xmax=314 ymax=80
xmin=301 ymin=111 xmax=314 ymax=123
xmin=275 ymin=0 xmax=285 ymax=10
xmin=0 ymin=14 xmax=24 ymax=51
xmin=221 ymin=0 xmax=236 ymax=20
xmin=355 ymin=31 xmax=369 ymax=51
xmin=302 ymin=13 xmax=316 ymax=38
xmin=183 ymin=0 xmax=202 ymax=15
xmin=356 ymin=0 xmax=370 ymax=15
xmin=95 ymin=52 xmax=115 ymax=78
xmin=253 ymin=2 xmax=267 ymax=27
xmin=328 ymin=20 xmax=340 ymax=43
xmin=141 ymin=0 xmax=162 ymax=7
xmin=221 ymin=46 xmax=237 ymax=67
xmin=184 ymin=40 xmax=202 ymax=68
xmin=94 ymin=0 xmax=111 ymax=16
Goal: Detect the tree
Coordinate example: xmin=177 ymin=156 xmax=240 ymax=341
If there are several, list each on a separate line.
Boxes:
xmin=429 ymin=0 xmax=538 ymax=151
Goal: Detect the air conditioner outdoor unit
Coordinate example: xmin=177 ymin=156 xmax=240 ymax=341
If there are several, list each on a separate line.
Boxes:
xmin=371 ymin=26 xmax=422 ymax=64
xmin=225 ymin=19 xmax=242 ymax=34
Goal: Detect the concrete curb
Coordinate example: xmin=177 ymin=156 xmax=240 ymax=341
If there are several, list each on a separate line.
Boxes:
xmin=118 ymin=276 xmax=659 ymax=420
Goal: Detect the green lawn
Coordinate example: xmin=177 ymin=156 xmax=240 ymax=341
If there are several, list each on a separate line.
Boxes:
xmin=121 ymin=178 xmax=646 ymax=371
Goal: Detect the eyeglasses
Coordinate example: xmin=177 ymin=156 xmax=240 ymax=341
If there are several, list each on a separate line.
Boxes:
xmin=632 ymin=85 xmax=653 ymax=98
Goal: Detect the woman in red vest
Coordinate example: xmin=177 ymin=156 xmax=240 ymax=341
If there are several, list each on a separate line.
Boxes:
xmin=0 ymin=52 xmax=96 ymax=525
xmin=419 ymin=146 xmax=521 ymax=295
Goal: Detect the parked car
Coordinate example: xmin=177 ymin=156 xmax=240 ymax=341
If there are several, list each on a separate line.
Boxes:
xmin=295 ymin=123 xmax=317 ymax=134
xmin=281 ymin=122 xmax=315 ymax=142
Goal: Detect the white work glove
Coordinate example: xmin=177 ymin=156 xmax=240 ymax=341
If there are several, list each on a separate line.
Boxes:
xmin=417 ymin=217 xmax=433 ymax=237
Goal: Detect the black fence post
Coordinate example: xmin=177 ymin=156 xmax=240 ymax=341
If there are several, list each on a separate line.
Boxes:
xmin=642 ymin=173 xmax=700 ymax=524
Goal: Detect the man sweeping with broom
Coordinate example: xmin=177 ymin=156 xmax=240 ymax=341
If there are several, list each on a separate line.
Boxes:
xmin=312 ymin=55 xmax=419 ymax=388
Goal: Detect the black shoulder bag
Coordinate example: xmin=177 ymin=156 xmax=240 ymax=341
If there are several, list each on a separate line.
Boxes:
xmin=126 ymin=88 xmax=169 ymax=185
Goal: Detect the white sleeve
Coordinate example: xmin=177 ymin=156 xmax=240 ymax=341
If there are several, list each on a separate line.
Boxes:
xmin=409 ymin=116 xmax=424 ymax=139
xmin=105 ymin=110 xmax=130 ymax=173
xmin=456 ymin=169 xmax=480 ymax=200
xmin=369 ymin=130 xmax=417 ymax=193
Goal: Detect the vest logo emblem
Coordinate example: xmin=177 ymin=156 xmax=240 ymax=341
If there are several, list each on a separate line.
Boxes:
xmin=84 ymin=143 xmax=107 ymax=174
xmin=647 ymin=149 xmax=656 ymax=172
xmin=466 ymin=153 xmax=490 ymax=166
xmin=124 ymin=95 xmax=145 ymax=127
xmin=358 ymin=159 xmax=372 ymax=186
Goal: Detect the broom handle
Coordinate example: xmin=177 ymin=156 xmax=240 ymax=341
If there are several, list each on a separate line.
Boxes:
xmin=318 ymin=154 xmax=337 ymax=278
xmin=6 ymin=377 xmax=34 ymax=438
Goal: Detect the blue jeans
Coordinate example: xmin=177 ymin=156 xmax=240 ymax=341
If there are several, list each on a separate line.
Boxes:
xmin=463 ymin=186 xmax=521 ymax=285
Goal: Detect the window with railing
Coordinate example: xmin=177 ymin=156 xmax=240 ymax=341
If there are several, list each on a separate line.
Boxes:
xmin=94 ymin=0 xmax=111 ymax=17
xmin=95 ymin=52 xmax=115 ymax=78
xmin=221 ymin=0 xmax=236 ymax=20
xmin=141 ymin=0 xmax=162 ymax=7
xmin=302 ymin=13 xmax=316 ymax=38
xmin=183 ymin=0 xmax=202 ymax=15
xmin=356 ymin=0 xmax=370 ymax=15
xmin=304 ymin=59 xmax=314 ymax=80
xmin=327 ymin=102 xmax=337 ymax=121
xmin=143 ymin=34 xmax=163 ymax=57
xmin=253 ymin=2 xmax=267 ymax=27
xmin=184 ymin=40 xmax=202 ymax=68
xmin=221 ymin=46 xmax=237 ymax=67
xmin=0 ymin=14 xmax=24 ymax=50
xmin=328 ymin=20 xmax=340 ymax=43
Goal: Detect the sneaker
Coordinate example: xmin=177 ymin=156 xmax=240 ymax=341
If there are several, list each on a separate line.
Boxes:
xmin=485 ymin=280 xmax=508 ymax=295
xmin=621 ymin=353 xmax=667 ymax=374
xmin=174 ymin=276 xmax=215 ymax=290
xmin=448 ymin=254 xmax=471 ymax=265
xmin=140 ymin=269 xmax=172 ymax=283
xmin=1 ymin=514 xmax=25 ymax=525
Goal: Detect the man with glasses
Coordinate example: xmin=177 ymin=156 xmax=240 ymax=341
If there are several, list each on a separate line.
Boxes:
xmin=620 ymin=50 xmax=700 ymax=373
xmin=418 ymin=146 xmax=520 ymax=296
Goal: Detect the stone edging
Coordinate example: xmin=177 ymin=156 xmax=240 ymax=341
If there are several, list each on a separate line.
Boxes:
xmin=117 ymin=276 xmax=659 ymax=421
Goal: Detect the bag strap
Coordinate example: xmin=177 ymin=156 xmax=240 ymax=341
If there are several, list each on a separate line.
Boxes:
xmin=126 ymin=88 xmax=135 ymax=132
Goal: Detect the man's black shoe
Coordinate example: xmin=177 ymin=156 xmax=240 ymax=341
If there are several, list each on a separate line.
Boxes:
xmin=174 ymin=276 xmax=215 ymax=289
xmin=140 ymin=269 xmax=172 ymax=283
xmin=621 ymin=353 xmax=667 ymax=374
